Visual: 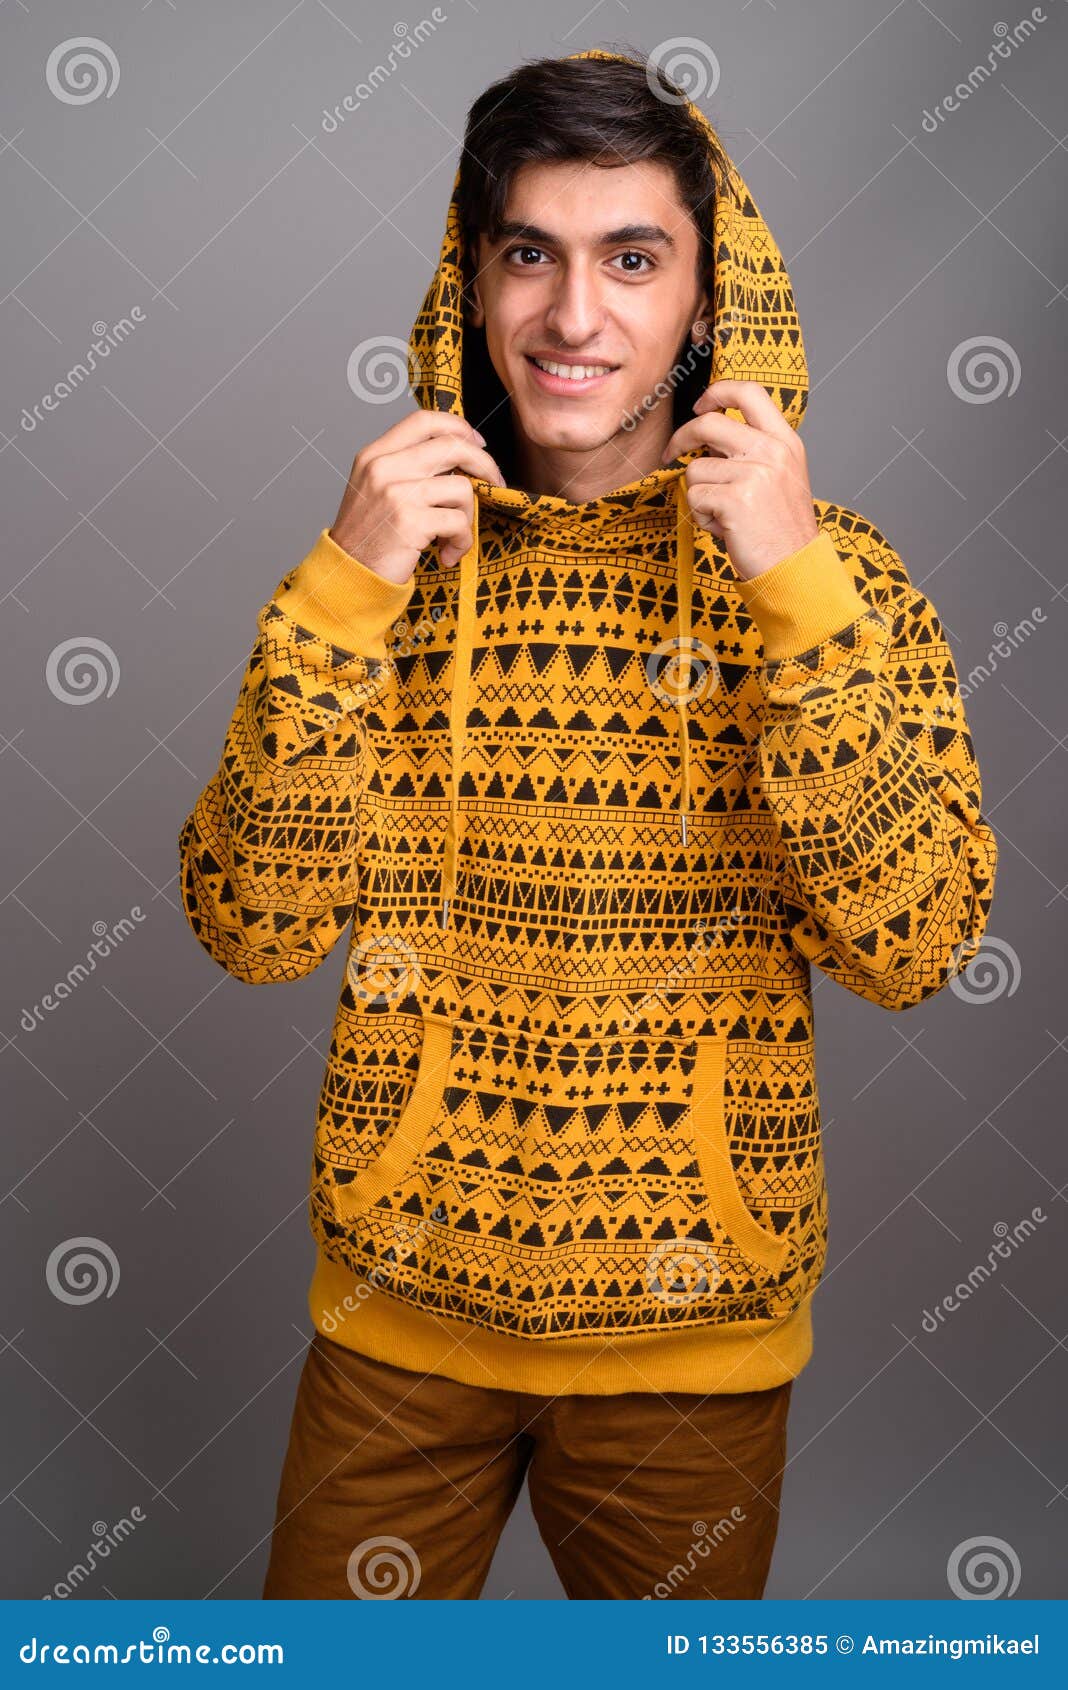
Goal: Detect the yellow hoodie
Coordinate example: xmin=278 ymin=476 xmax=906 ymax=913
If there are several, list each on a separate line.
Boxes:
xmin=178 ymin=50 xmax=997 ymax=1395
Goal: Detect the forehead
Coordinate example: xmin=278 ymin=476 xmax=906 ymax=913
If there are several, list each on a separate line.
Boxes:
xmin=489 ymin=157 xmax=698 ymax=250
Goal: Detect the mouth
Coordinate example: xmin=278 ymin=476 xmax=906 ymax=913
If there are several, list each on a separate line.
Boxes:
xmin=524 ymin=354 xmax=619 ymax=394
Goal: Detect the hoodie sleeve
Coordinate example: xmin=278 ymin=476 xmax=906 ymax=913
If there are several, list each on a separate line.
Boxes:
xmin=178 ymin=527 xmax=417 ymax=984
xmin=734 ymin=511 xmax=998 ymax=1012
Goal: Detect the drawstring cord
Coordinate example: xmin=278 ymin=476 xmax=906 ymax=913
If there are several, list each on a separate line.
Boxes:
xmin=674 ymin=474 xmax=695 ymax=848
xmin=439 ymin=488 xmax=479 ymax=928
xmin=439 ymin=473 xmax=695 ymax=928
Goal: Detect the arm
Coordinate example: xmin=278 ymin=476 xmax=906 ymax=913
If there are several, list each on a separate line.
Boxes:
xmin=178 ymin=527 xmax=416 ymax=984
xmin=735 ymin=509 xmax=998 ymax=1011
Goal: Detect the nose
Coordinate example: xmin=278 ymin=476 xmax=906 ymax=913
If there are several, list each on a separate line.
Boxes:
xmin=542 ymin=259 xmax=605 ymax=346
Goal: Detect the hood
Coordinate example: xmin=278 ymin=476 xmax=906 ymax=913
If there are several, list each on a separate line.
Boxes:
xmin=406 ymin=46 xmax=809 ymax=929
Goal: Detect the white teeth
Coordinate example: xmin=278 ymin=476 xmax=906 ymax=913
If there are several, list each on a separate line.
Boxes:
xmin=532 ymin=358 xmax=613 ymax=380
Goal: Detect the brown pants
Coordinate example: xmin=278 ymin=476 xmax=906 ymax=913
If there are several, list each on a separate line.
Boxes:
xmin=262 ymin=1332 xmax=792 ymax=1600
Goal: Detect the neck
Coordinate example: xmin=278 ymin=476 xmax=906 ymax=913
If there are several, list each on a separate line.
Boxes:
xmin=510 ymin=404 xmax=675 ymax=504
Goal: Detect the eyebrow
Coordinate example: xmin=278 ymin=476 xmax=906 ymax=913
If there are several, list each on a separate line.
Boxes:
xmin=493 ymin=220 xmax=677 ymax=252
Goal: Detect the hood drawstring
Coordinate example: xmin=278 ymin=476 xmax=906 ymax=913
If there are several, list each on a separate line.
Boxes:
xmin=439 ymin=487 xmax=480 ymax=930
xmin=674 ymin=473 xmax=695 ymax=848
xmin=439 ymin=473 xmax=696 ymax=929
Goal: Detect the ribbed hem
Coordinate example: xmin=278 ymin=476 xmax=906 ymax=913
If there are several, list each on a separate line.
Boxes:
xmin=308 ymin=1247 xmax=814 ymax=1397
xmin=272 ymin=527 xmax=417 ymax=661
xmin=734 ymin=529 xmax=871 ymax=662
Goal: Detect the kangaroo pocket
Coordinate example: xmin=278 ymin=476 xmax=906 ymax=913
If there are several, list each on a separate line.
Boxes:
xmin=313 ymin=1002 xmax=819 ymax=1340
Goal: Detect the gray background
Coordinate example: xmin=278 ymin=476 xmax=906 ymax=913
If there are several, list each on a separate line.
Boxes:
xmin=2 ymin=0 xmax=1065 ymax=1601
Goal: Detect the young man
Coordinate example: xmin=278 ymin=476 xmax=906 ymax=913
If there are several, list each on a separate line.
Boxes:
xmin=179 ymin=49 xmax=997 ymax=1600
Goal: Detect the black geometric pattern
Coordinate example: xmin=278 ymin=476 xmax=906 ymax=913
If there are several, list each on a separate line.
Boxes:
xmin=179 ymin=50 xmax=998 ymax=1358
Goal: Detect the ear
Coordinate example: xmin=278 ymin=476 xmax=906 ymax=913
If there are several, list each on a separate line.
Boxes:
xmin=466 ymin=279 xmax=485 ymax=329
xmin=464 ymin=239 xmax=486 ymax=328
xmin=692 ymin=282 xmax=713 ymax=339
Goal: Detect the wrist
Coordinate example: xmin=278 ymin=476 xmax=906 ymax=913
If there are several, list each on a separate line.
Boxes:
xmin=273 ymin=527 xmax=416 ymax=659
xmin=734 ymin=529 xmax=872 ymax=661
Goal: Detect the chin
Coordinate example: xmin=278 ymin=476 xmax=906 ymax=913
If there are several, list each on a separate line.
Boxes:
xmin=513 ymin=407 xmax=617 ymax=453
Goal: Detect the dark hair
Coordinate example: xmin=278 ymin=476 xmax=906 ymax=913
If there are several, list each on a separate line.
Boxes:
xmin=455 ymin=47 xmax=733 ymax=457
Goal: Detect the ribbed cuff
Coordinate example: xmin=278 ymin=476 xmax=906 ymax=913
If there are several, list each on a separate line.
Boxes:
xmin=734 ymin=529 xmax=871 ymax=661
xmin=272 ymin=527 xmax=417 ymax=660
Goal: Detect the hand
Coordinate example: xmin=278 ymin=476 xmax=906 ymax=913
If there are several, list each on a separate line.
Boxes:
xmin=660 ymin=378 xmax=820 ymax=582
xmin=330 ymin=410 xmax=505 ymax=584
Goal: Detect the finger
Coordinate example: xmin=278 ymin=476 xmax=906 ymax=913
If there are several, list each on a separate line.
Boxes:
xmin=695 ymin=379 xmax=796 ymax=444
xmin=386 ymin=435 xmax=505 ymax=488
xmin=663 ymin=410 xmax=774 ymax=465
xmin=684 ymin=455 xmax=750 ymax=487
xmin=409 ymin=473 xmax=477 ymax=509
xmin=358 ymin=408 xmax=485 ymax=467
xmin=427 ymin=503 xmax=476 ymax=568
xmin=684 ymin=462 xmax=748 ymax=508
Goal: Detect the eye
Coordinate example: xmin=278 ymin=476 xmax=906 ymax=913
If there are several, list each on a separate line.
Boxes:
xmin=612 ymin=250 xmax=655 ymax=274
xmin=502 ymin=245 xmax=547 ymax=266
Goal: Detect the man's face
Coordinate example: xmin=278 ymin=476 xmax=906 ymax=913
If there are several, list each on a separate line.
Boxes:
xmin=468 ymin=158 xmax=711 ymax=462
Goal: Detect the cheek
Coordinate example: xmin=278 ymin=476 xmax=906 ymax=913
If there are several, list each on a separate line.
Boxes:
xmin=488 ymin=299 xmax=540 ymax=356
xmin=624 ymin=302 xmax=690 ymax=365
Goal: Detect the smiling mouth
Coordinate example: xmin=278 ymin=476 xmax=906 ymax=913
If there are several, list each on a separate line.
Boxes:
xmin=526 ymin=354 xmax=618 ymax=383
